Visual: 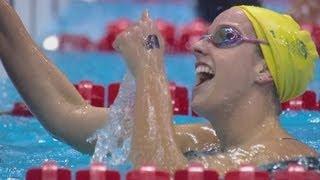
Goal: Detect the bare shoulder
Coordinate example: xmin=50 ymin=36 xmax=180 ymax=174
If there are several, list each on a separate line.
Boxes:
xmin=274 ymin=139 xmax=318 ymax=156
xmin=174 ymin=123 xmax=217 ymax=142
xmin=174 ymin=123 xmax=219 ymax=154
xmin=252 ymin=139 xmax=318 ymax=164
xmin=174 ymin=123 xmax=215 ymax=134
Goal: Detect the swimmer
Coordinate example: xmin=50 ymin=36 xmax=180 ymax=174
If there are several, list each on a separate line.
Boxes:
xmin=0 ymin=0 xmax=319 ymax=174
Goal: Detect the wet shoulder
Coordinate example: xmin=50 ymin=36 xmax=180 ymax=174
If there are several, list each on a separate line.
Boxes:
xmin=265 ymin=139 xmax=318 ymax=158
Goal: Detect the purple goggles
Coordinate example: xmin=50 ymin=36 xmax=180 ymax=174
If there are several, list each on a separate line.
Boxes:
xmin=200 ymin=26 xmax=269 ymax=48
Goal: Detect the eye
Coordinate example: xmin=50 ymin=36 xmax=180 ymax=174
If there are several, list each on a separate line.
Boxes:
xmin=211 ymin=27 xmax=241 ymax=48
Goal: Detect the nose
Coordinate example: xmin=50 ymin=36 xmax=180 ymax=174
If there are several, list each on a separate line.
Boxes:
xmin=191 ymin=40 xmax=208 ymax=57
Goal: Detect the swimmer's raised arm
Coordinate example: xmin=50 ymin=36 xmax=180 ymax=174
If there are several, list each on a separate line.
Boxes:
xmin=0 ymin=0 xmax=107 ymax=154
xmin=114 ymin=11 xmax=188 ymax=172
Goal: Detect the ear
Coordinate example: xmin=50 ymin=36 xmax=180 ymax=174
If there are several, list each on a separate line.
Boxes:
xmin=254 ymin=62 xmax=273 ymax=84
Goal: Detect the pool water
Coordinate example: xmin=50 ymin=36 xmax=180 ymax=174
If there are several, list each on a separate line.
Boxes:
xmin=1 ymin=1 xmax=320 ymax=179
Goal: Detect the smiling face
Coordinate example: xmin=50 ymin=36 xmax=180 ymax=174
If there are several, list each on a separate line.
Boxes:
xmin=191 ymin=7 xmax=264 ymax=118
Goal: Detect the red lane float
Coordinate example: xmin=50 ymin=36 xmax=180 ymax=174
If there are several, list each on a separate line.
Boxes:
xmin=107 ymin=82 xmax=189 ymax=115
xmin=127 ymin=166 xmax=170 ymax=180
xmin=98 ymin=19 xmax=132 ymax=51
xmin=107 ymin=83 xmax=120 ymax=107
xmin=224 ymin=166 xmax=269 ymax=180
xmin=172 ymin=19 xmax=208 ymax=52
xmin=156 ymin=19 xmax=176 ymax=52
xmin=58 ymin=34 xmax=94 ymax=52
xmin=26 ymin=161 xmax=71 ymax=180
xmin=169 ymin=82 xmax=189 ymax=115
xmin=174 ymin=164 xmax=219 ymax=180
xmin=281 ymin=90 xmax=318 ymax=111
xmin=74 ymin=80 xmax=105 ymax=107
xmin=9 ymin=81 xmax=105 ymax=117
xmin=76 ymin=162 xmax=120 ymax=180
xmin=273 ymin=164 xmax=320 ymax=180
xmin=10 ymin=102 xmax=33 ymax=117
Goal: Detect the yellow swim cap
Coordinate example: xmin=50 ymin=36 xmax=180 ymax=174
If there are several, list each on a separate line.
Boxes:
xmin=239 ymin=6 xmax=319 ymax=102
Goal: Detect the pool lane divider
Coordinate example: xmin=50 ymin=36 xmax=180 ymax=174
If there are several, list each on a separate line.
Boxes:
xmin=2 ymin=80 xmax=320 ymax=118
xmin=2 ymin=81 xmax=189 ymax=118
xmin=25 ymin=161 xmax=320 ymax=180
xmin=224 ymin=166 xmax=269 ymax=180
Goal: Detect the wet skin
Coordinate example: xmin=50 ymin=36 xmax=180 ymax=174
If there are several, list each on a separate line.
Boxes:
xmin=0 ymin=0 xmax=317 ymax=175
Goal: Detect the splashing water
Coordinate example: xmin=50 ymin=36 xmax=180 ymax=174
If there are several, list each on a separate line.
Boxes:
xmin=87 ymin=72 xmax=135 ymax=168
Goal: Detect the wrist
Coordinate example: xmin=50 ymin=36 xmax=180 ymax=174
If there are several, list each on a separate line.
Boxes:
xmin=130 ymin=54 xmax=165 ymax=78
xmin=135 ymin=62 xmax=165 ymax=79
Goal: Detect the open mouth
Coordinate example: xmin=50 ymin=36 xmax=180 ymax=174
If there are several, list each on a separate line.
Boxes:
xmin=195 ymin=62 xmax=215 ymax=87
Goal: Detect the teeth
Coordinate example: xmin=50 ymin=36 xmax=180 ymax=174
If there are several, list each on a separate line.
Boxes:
xmin=196 ymin=65 xmax=214 ymax=75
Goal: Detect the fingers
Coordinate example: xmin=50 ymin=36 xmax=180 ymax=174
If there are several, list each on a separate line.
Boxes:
xmin=140 ymin=10 xmax=151 ymax=23
xmin=113 ymin=23 xmax=141 ymax=51
xmin=139 ymin=10 xmax=154 ymax=32
xmin=113 ymin=10 xmax=162 ymax=52
xmin=112 ymin=39 xmax=120 ymax=52
xmin=113 ymin=30 xmax=127 ymax=52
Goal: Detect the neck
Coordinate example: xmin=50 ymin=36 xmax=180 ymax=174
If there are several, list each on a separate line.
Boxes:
xmin=207 ymin=87 xmax=285 ymax=151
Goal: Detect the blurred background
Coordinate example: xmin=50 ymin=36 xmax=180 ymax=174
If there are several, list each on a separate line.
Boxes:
xmin=6 ymin=0 xmax=69 ymax=38
xmin=6 ymin=0 xmax=292 ymax=38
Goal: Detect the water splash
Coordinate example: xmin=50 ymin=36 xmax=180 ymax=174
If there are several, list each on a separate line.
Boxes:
xmin=88 ymin=72 xmax=135 ymax=168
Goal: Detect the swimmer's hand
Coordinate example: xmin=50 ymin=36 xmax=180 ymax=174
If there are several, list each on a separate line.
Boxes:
xmin=113 ymin=10 xmax=165 ymax=77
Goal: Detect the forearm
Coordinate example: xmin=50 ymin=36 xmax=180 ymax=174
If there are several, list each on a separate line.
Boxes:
xmin=0 ymin=0 xmax=91 ymax=122
xmin=130 ymin=56 xmax=187 ymax=172
xmin=0 ymin=0 xmax=107 ymax=153
xmin=0 ymin=0 xmax=84 ymax=107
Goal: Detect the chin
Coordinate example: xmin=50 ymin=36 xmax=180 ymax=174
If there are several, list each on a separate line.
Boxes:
xmin=191 ymin=92 xmax=226 ymax=118
xmin=191 ymin=95 xmax=212 ymax=117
